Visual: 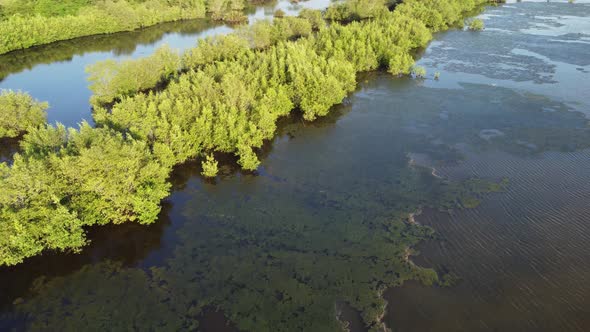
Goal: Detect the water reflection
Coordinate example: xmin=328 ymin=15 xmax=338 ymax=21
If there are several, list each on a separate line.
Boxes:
xmin=4 ymin=67 xmax=588 ymax=330
xmin=0 ymin=20 xmax=221 ymax=83
xmin=0 ymin=1 xmax=589 ymax=331
xmin=419 ymin=1 xmax=590 ymax=115
xmin=383 ymin=1 xmax=590 ymax=331
xmin=0 ymin=201 xmax=174 ymax=311
xmin=0 ymin=0 xmax=331 ymax=127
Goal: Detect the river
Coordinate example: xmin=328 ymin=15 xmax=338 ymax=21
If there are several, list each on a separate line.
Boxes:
xmin=0 ymin=0 xmax=330 ymax=127
xmin=0 ymin=1 xmax=589 ymax=331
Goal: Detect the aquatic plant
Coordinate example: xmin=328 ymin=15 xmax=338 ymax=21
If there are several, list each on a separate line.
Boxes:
xmin=1 ymin=0 xmax=493 ymax=268
xmin=201 ymin=154 xmax=219 ymax=177
xmin=0 ymin=123 xmax=171 ymax=266
xmin=412 ymin=65 xmax=427 ymax=79
xmin=469 ymin=18 xmax=485 ymax=31
xmin=86 ymin=45 xmax=181 ymax=106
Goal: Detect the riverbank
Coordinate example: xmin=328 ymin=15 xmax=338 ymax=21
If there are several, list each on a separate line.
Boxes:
xmin=0 ymin=0 xmax=493 ymax=267
xmin=0 ymin=0 xmax=210 ymax=55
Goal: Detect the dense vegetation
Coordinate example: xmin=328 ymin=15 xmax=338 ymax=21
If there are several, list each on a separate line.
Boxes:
xmin=469 ymin=17 xmax=485 ymax=30
xmin=0 ymin=1 xmax=507 ymax=330
xmin=0 ymin=90 xmax=48 ymax=138
xmin=0 ymin=18 xmax=219 ymax=82
xmin=91 ymin=0 xmax=488 ymax=173
xmin=0 ymin=0 xmax=264 ymax=55
xmin=0 ymin=123 xmax=171 ymax=266
xmin=1 ymin=0 xmax=490 ymax=267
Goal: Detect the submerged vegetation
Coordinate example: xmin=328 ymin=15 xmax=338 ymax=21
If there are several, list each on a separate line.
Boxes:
xmin=0 ymin=5 xmax=502 ymax=331
xmin=0 ymin=0 xmax=268 ymax=55
xmin=0 ymin=0 xmax=491 ymax=298
xmin=2 ymin=2 xmax=589 ymax=331
xmin=0 ymin=1 xmax=548 ymax=331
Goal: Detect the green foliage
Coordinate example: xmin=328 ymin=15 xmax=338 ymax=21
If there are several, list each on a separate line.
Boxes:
xmin=0 ymin=123 xmax=171 ymax=266
xmin=388 ymin=51 xmax=415 ymax=76
xmin=0 ymin=90 xmax=48 ymax=138
xmin=201 ymin=154 xmax=219 ymax=177
xmin=87 ymin=16 xmax=318 ymax=107
xmin=182 ymin=33 xmax=250 ymax=69
xmin=324 ymin=0 xmax=388 ymax=22
xmin=237 ymin=17 xmax=312 ymax=50
xmin=469 ymin=18 xmax=485 ymax=31
xmin=0 ymin=0 xmax=93 ymax=18
xmin=298 ymin=8 xmax=324 ymax=31
xmin=87 ymin=44 xmax=181 ymax=105
xmin=3 ymin=0 xmax=492 ymax=275
xmin=412 ymin=65 xmax=427 ymax=78
xmin=0 ymin=0 xmax=207 ymax=55
xmin=207 ymin=0 xmax=247 ymax=22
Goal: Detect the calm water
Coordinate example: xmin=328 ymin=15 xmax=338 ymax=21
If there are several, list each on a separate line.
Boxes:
xmin=0 ymin=0 xmax=331 ymax=127
xmin=1 ymin=1 xmax=590 ymax=331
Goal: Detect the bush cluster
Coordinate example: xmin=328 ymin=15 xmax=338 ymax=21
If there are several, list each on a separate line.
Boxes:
xmin=0 ymin=0 xmax=490 ymax=266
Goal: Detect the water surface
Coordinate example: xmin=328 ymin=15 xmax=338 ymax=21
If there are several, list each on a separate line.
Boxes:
xmin=384 ymin=1 xmax=590 ymax=331
xmin=1 ymin=1 xmax=590 ymax=331
xmin=0 ymin=0 xmax=330 ymax=127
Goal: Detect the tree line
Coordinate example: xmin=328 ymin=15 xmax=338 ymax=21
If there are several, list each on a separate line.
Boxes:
xmin=0 ymin=0 xmax=269 ymax=55
xmin=0 ymin=0 xmax=490 ymax=266
xmin=0 ymin=90 xmax=48 ymax=139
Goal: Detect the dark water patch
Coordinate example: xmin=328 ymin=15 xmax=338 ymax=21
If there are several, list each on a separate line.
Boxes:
xmin=197 ymin=307 xmax=242 ymax=332
xmin=335 ymin=301 xmax=369 ymax=332
xmin=0 ymin=137 xmax=19 ymax=164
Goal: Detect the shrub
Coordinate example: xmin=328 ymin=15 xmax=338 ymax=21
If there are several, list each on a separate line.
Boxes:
xmin=0 ymin=90 xmax=48 ymax=138
xmin=469 ymin=18 xmax=484 ymax=31
xmin=201 ymin=154 xmax=219 ymax=177
xmin=412 ymin=65 xmax=427 ymax=78
xmin=0 ymin=0 xmax=207 ymax=55
xmin=86 ymin=45 xmax=181 ymax=106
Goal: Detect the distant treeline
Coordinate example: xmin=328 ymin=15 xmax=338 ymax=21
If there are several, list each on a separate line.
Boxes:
xmin=0 ymin=0 xmax=490 ymax=266
xmin=0 ymin=18 xmax=219 ymax=82
xmin=0 ymin=0 xmax=263 ymax=55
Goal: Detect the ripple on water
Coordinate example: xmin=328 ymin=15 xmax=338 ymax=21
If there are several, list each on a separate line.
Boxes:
xmin=417 ymin=1 xmax=590 ymax=115
xmin=384 ymin=148 xmax=590 ymax=332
